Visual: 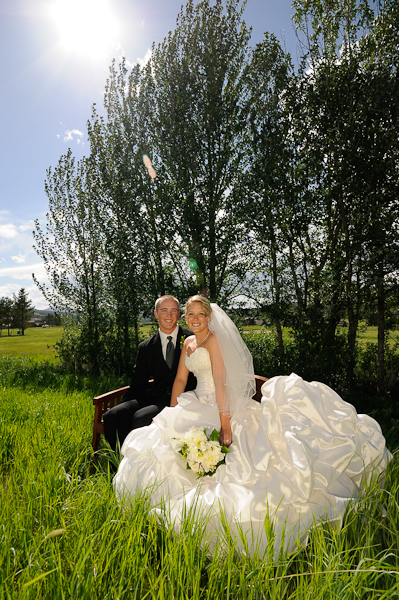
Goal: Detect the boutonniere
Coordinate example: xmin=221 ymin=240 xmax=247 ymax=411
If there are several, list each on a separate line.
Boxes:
xmin=180 ymin=335 xmax=186 ymax=349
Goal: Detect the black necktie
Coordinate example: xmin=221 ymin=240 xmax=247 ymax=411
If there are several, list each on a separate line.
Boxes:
xmin=166 ymin=336 xmax=174 ymax=369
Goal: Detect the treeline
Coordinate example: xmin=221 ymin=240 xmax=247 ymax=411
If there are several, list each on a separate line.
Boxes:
xmin=0 ymin=289 xmax=34 ymax=336
xmin=33 ymin=0 xmax=399 ymax=393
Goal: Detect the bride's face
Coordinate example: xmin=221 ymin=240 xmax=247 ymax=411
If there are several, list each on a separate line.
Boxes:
xmin=185 ymin=302 xmax=209 ymax=334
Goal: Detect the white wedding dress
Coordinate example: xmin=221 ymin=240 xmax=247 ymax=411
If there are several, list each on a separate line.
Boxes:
xmin=114 ymin=347 xmax=391 ymax=558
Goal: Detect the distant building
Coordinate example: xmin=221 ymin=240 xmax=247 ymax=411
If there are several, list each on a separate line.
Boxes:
xmin=29 ymin=317 xmax=44 ymax=327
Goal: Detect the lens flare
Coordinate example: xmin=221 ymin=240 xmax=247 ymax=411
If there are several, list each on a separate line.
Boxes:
xmin=188 ymin=258 xmax=198 ymax=271
xmin=143 ymin=154 xmax=156 ymax=179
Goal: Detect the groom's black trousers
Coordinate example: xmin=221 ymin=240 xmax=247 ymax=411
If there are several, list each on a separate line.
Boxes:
xmin=103 ymin=394 xmax=170 ymax=451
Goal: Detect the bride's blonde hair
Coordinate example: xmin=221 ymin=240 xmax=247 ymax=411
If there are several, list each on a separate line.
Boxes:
xmin=184 ymin=295 xmax=212 ymax=316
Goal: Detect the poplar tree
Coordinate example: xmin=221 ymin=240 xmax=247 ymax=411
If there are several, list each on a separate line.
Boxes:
xmin=33 ymin=151 xmax=107 ymax=372
xmin=148 ymin=0 xmax=254 ymax=302
xmin=288 ymin=0 xmax=399 ymax=388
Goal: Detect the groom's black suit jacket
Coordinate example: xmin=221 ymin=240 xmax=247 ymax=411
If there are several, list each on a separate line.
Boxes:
xmin=122 ymin=325 xmax=196 ymax=408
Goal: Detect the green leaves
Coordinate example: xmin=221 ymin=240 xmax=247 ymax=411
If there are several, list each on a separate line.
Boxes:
xmin=208 ymin=428 xmax=220 ymax=442
xmin=32 ymin=0 xmax=399 ymax=392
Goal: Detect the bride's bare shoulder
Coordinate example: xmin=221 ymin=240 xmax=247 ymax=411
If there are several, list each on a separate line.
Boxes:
xmin=206 ymin=332 xmax=221 ymax=360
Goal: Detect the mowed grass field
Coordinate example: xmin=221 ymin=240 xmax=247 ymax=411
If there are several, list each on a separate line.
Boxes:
xmin=0 ymin=326 xmax=62 ymax=356
xmin=0 ymin=324 xmax=392 ymax=359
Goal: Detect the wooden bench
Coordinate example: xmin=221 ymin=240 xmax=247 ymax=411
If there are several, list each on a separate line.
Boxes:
xmin=92 ymin=375 xmax=269 ymax=452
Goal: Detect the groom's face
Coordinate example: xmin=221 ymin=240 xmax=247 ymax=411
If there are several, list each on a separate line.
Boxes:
xmin=154 ymin=298 xmax=180 ymax=334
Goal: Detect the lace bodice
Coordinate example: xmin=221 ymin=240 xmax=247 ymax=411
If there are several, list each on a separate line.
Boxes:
xmin=185 ymin=347 xmax=216 ymax=405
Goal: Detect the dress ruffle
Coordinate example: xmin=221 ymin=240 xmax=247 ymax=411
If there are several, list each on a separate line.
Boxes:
xmin=114 ymin=371 xmax=391 ymax=558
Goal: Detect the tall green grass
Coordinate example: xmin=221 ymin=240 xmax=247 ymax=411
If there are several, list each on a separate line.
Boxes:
xmin=1 ymin=357 xmax=398 ymax=598
xmin=0 ymin=355 xmax=126 ymax=395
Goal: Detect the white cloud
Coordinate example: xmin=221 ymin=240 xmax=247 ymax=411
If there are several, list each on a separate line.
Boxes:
xmin=19 ymin=224 xmax=34 ymax=232
xmin=137 ymin=48 xmax=152 ymax=69
xmin=0 ymin=263 xmax=51 ymax=309
xmin=11 ymin=253 xmax=27 ymax=264
xmin=0 ymin=220 xmax=36 ymax=264
xmin=0 ymin=262 xmax=47 ymax=281
xmin=0 ymin=282 xmax=20 ymax=298
xmin=110 ymin=40 xmax=123 ymax=55
xmin=26 ymin=284 xmax=51 ymax=310
xmin=0 ymin=282 xmax=49 ymax=310
xmin=0 ymin=214 xmax=51 ymax=308
xmin=0 ymin=223 xmax=19 ymax=239
xmin=63 ymin=129 xmax=84 ymax=142
xmin=124 ymin=48 xmax=152 ymax=70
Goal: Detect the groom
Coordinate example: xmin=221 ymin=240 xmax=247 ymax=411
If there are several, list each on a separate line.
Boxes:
xmin=103 ymin=295 xmax=196 ymax=451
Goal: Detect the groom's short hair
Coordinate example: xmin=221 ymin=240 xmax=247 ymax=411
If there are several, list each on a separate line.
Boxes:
xmin=154 ymin=295 xmax=180 ymax=312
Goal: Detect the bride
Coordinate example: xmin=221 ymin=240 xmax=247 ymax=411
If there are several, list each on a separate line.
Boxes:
xmin=114 ymin=295 xmax=391 ymax=558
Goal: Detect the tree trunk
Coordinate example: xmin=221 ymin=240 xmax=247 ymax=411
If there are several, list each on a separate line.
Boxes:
xmin=386 ymin=356 xmax=399 ymax=393
xmin=269 ymin=223 xmax=284 ymax=361
xmin=377 ymin=258 xmax=386 ymax=395
xmin=275 ymin=320 xmax=284 ymax=362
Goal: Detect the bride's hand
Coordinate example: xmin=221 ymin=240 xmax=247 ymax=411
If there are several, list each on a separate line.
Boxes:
xmin=219 ymin=427 xmax=232 ymax=448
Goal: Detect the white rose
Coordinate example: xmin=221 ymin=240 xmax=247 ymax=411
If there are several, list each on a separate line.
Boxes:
xmin=184 ymin=426 xmax=207 ymax=448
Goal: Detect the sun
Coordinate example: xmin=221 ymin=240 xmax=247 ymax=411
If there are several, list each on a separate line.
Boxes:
xmin=50 ymin=0 xmax=118 ymax=59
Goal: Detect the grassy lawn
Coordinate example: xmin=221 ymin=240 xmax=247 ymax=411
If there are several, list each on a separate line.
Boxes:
xmin=0 ymin=325 xmax=158 ymax=358
xmin=245 ymin=324 xmax=398 ymax=347
xmin=0 ymin=326 xmax=62 ymax=357
xmin=357 ymin=325 xmax=399 ymax=345
xmin=336 ymin=325 xmax=399 ymax=347
xmin=0 ymin=324 xmax=396 ymax=363
xmin=0 ymin=355 xmax=398 ymax=598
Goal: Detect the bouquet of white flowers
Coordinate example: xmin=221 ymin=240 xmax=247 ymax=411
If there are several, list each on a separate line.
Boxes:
xmin=178 ymin=426 xmax=231 ymax=478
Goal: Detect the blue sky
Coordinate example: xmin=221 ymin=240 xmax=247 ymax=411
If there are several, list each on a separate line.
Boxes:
xmin=0 ymin=0 xmax=299 ymax=309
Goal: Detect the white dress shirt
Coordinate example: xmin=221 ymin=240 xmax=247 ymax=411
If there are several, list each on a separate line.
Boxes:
xmin=159 ymin=326 xmax=179 ymax=361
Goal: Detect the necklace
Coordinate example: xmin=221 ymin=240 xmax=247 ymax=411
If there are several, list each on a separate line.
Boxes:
xmin=197 ymin=329 xmax=211 ymax=347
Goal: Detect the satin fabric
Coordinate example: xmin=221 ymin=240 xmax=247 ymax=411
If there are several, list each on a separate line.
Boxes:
xmin=114 ymin=349 xmax=391 ymax=558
